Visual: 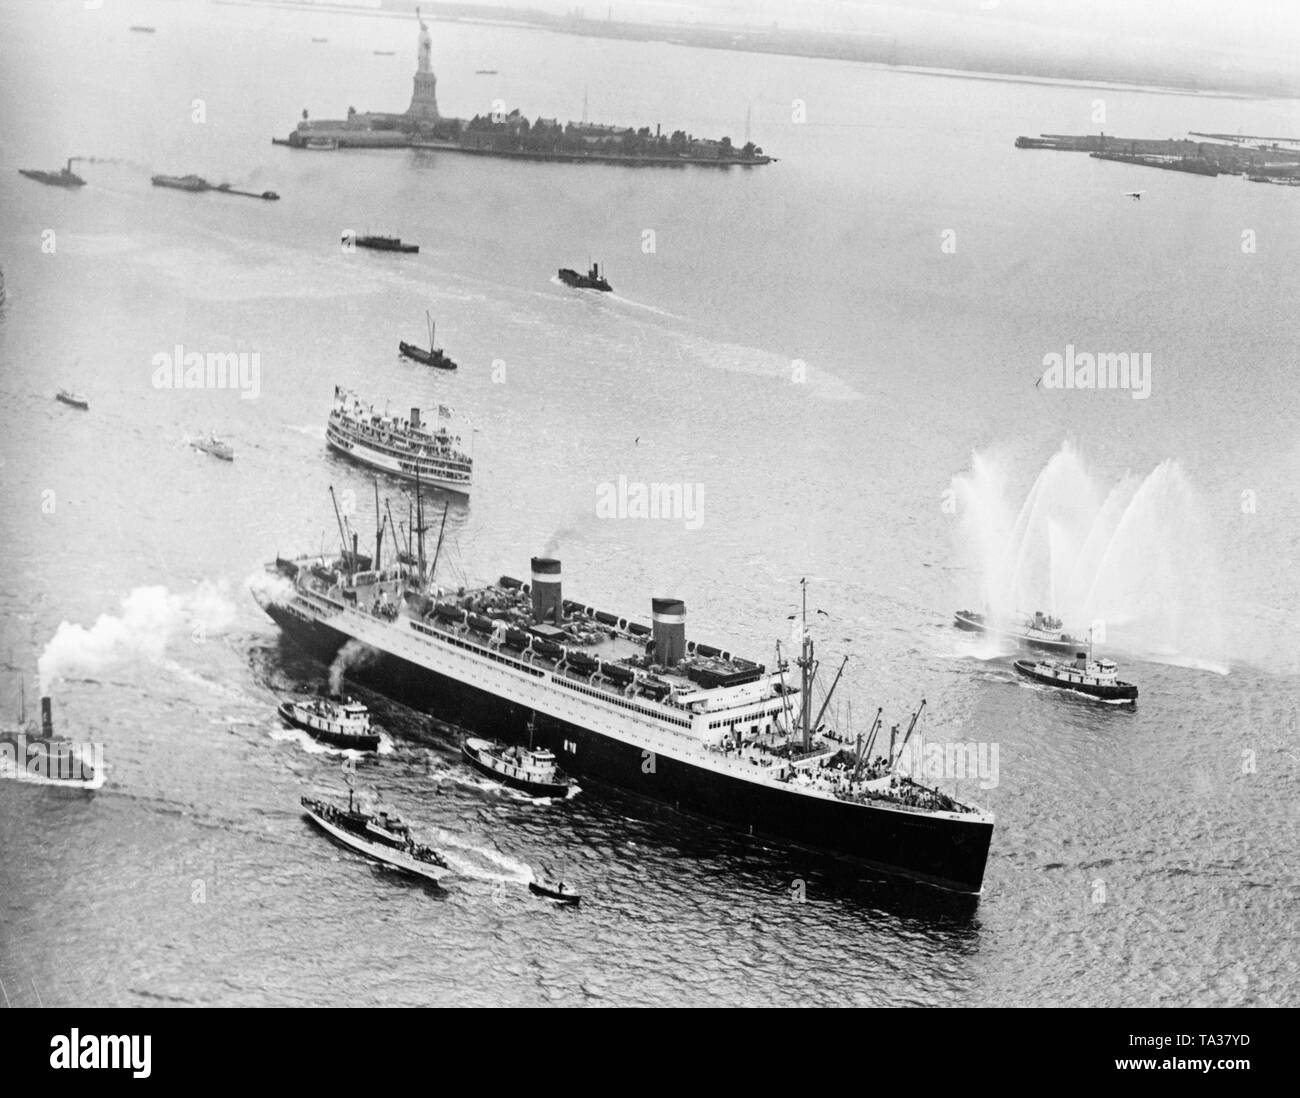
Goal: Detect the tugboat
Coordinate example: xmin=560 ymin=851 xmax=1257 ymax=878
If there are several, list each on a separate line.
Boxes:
xmin=1 ymin=690 xmax=102 ymax=789
xmin=56 ymin=389 xmax=89 ymax=410
xmin=300 ymin=785 xmax=449 ymax=884
xmin=349 ymin=233 xmax=419 ymax=254
xmin=954 ymin=608 xmax=1084 ymax=654
xmin=278 ymin=694 xmax=382 ymax=750
xmin=191 ymin=432 xmax=234 ymax=461
xmin=1013 ymin=650 xmax=1138 ymax=705
xmin=558 ymin=262 xmax=612 ymax=292
xmin=399 ymin=311 xmax=457 ymax=370
xmin=462 ymin=717 xmax=577 ymax=797
xmin=19 ymin=159 xmax=86 ymax=188
xmin=528 ymin=876 xmax=581 ymax=905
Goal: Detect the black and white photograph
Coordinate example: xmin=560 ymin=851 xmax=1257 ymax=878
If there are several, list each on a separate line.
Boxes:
xmin=1 ymin=0 xmax=1296 ymax=1041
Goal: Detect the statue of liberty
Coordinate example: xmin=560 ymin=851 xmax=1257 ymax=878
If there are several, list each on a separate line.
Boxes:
xmin=416 ymin=7 xmax=432 ymax=74
xmin=407 ymin=7 xmax=440 ymax=121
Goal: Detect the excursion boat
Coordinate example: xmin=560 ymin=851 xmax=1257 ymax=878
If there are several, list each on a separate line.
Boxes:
xmin=56 ymin=389 xmax=89 ymax=410
xmin=349 ymin=234 xmax=419 ymax=254
xmin=255 ymin=519 xmax=996 ymax=893
xmin=954 ymin=608 xmax=1084 ymax=654
xmin=300 ymin=787 xmax=449 ymax=884
xmin=462 ymin=725 xmax=576 ymax=797
xmin=277 ymin=694 xmax=382 ymax=750
xmin=399 ymin=311 xmax=457 ymax=370
xmin=19 ymin=159 xmax=86 ymax=188
xmin=325 ymin=385 xmax=472 ymax=493
xmin=1013 ymin=651 xmax=1138 ymax=704
xmin=529 ymin=878 xmax=580 ymax=904
xmin=191 ymin=432 xmax=234 ymax=461
xmin=558 ymin=262 xmax=612 ymax=292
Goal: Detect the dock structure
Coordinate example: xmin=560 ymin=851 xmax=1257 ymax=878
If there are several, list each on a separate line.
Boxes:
xmin=1014 ymin=131 xmax=1300 ymax=181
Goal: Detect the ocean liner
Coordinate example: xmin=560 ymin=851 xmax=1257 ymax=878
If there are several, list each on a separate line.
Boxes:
xmin=326 ymin=386 xmax=472 ymax=493
xmin=254 ymin=509 xmax=995 ymax=893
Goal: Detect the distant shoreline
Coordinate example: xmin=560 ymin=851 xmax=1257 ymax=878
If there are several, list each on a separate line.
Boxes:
xmin=217 ymin=0 xmax=1299 ymax=102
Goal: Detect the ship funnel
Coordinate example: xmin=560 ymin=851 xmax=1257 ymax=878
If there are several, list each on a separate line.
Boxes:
xmin=410 ymin=407 xmax=421 ymax=429
xmin=651 ymin=598 xmax=686 ymax=667
xmin=40 ymin=696 xmax=53 ymax=738
xmin=1075 ymin=651 xmax=1088 ymax=668
xmin=530 ymin=557 xmax=562 ymax=624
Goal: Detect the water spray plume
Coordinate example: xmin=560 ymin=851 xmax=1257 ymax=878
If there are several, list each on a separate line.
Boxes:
xmin=953 ymin=442 xmax=1225 ymax=664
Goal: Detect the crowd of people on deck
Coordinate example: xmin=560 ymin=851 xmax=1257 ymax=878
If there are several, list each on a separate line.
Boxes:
xmin=708 ymin=735 xmax=959 ymax=813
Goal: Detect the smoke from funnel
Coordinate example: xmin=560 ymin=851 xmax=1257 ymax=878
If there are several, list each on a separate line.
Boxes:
xmin=328 ymin=639 xmax=379 ymax=695
xmin=37 ymin=582 xmax=236 ymax=693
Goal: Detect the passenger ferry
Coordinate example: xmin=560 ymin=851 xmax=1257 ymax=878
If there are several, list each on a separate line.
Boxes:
xmin=325 ymin=386 xmax=472 ymax=493
xmin=256 ymin=506 xmax=995 ymax=893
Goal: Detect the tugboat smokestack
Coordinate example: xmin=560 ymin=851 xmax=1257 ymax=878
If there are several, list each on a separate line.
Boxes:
xmin=530 ymin=557 xmax=562 ymax=624
xmin=410 ymin=407 xmax=421 ymax=429
xmin=40 ymin=696 xmax=54 ymax=738
xmin=651 ymin=598 xmax=686 ymax=667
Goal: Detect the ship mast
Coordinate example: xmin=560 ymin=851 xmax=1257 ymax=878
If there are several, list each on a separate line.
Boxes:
xmin=429 ymin=502 xmax=450 ymax=583
xmin=328 ymin=486 xmax=351 ymax=576
xmin=373 ymin=479 xmax=384 ymax=570
xmin=414 ymin=464 xmax=426 ymax=583
xmin=809 ymin=653 xmax=848 ymax=741
xmin=892 ymin=699 xmax=927 ymax=774
xmin=797 ymin=578 xmax=817 ymax=751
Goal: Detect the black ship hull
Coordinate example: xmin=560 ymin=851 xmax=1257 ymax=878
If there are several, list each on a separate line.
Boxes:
xmin=529 ymin=881 xmax=580 ymax=904
xmin=1012 ymin=660 xmax=1138 ymax=703
xmin=264 ymin=605 xmax=994 ymax=892
xmin=557 ymin=269 xmax=612 ymax=292
xmin=19 ymin=169 xmax=85 ymax=188
xmin=398 ymin=341 xmax=456 ymax=369
xmin=354 ymin=239 xmax=419 ymax=253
